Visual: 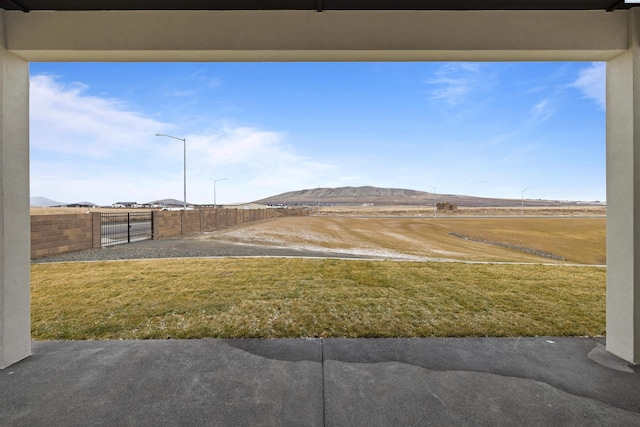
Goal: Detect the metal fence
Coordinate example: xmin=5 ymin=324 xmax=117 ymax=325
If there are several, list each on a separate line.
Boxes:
xmin=101 ymin=212 xmax=153 ymax=247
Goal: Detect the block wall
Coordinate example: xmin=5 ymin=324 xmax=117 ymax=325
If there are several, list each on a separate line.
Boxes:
xmin=182 ymin=210 xmax=202 ymax=235
xmin=31 ymin=208 xmax=310 ymax=258
xmin=153 ymin=210 xmax=181 ymax=239
xmin=30 ymin=213 xmax=97 ymax=258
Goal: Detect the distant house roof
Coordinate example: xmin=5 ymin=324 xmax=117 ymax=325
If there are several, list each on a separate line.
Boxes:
xmin=65 ymin=202 xmax=96 ymax=207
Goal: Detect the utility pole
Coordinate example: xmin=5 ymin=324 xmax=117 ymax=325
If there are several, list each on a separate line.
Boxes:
xmin=428 ymin=186 xmax=437 ymax=218
xmin=521 ymin=186 xmax=532 ymax=215
xmin=156 ymin=133 xmax=187 ymax=210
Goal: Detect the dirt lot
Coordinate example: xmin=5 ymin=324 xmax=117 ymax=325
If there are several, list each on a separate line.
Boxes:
xmin=30 ymin=205 xmax=606 ymax=217
xmin=313 ymin=205 xmax=606 ymax=217
xmin=31 ymin=205 xmax=606 ymax=265
xmin=193 ymin=215 xmax=605 ymax=265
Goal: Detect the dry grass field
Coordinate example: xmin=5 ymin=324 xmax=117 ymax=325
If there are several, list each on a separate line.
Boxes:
xmin=30 ymin=204 xmax=606 ymax=217
xmin=30 ymin=205 xmax=606 ymax=340
xmin=30 ymin=207 xmax=153 ymax=215
xmin=310 ymin=205 xmax=607 ymax=218
xmin=197 ymin=216 xmax=605 ymax=265
xmin=314 ymin=205 xmax=606 ymax=217
xmin=31 ymin=258 xmax=605 ymax=340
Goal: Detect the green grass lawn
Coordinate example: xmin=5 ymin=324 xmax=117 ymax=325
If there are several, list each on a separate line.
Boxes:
xmin=31 ymin=258 xmax=605 ymax=340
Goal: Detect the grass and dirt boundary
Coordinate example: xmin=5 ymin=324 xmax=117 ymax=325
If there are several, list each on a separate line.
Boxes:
xmin=31 ymin=206 xmax=606 ymax=340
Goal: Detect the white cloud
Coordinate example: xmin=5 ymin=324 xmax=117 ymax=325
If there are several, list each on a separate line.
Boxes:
xmin=530 ymin=99 xmax=554 ymax=123
xmin=184 ymin=126 xmax=339 ymax=203
xmin=570 ymin=62 xmax=605 ymax=110
xmin=485 ymin=131 xmax=520 ymax=147
xmin=425 ymin=63 xmax=493 ymax=107
xmin=208 ymin=78 xmax=222 ymax=88
xmin=29 ymin=73 xmax=339 ymax=205
xmin=30 ymin=74 xmax=165 ymax=157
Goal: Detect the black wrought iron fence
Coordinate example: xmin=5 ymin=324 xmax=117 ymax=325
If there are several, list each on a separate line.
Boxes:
xmin=101 ymin=212 xmax=153 ymax=247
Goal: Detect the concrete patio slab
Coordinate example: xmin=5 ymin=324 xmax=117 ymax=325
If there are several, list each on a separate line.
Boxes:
xmin=0 ymin=337 xmax=638 ymax=426
xmin=323 ymin=337 xmax=640 ymax=426
xmin=0 ymin=339 xmax=323 ymax=426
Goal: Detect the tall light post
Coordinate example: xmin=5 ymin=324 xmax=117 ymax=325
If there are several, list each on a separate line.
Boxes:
xmin=155 ymin=133 xmax=187 ymax=210
xmin=214 ymin=178 xmax=227 ymax=208
xmin=428 ymin=186 xmax=437 ymax=218
xmin=521 ymin=186 xmax=532 ymax=216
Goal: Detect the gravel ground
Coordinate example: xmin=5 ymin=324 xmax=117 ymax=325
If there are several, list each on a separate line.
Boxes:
xmin=31 ymin=238 xmax=378 ymax=263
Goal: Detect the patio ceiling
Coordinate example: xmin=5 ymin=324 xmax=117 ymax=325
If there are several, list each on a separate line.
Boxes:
xmin=1 ymin=0 xmax=638 ymax=12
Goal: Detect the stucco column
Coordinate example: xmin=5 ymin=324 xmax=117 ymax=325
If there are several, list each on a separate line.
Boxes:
xmin=606 ymin=9 xmax=640 ymax=364
xmin=0 ymin=11 xmax=31 ymax=369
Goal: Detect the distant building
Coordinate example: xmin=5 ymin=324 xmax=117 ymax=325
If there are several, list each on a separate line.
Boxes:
xmin=225 ymin=203 xmax=268 ymax=210
xmin=112 ymin=202 xmax=137 ymax=208
xmin=65 ymin=202 xmax=97 ymax=208
xmin=437 ymin=202 xmax=458 ymax=212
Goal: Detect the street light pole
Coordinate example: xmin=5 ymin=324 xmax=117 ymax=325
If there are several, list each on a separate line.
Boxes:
xmin=521 ymin=186 xmax=532 ymax=216
xmin=428 ymin=186 xmax=437 ymax=218
xmin=156 ymin=133 xmax=187 ymax=210
xmin=214 ymin=178 xmax=227 ymax=208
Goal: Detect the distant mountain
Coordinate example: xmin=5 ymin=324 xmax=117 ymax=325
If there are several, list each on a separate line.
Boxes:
xmin=253 ymin=186 xmax=603 ymax=208
xmin=30 ymin=196 xmax=68 ymax=207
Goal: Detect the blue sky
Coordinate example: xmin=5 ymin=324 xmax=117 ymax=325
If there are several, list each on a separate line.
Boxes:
xmin=29 ymin=62 xmax=605 ymax=206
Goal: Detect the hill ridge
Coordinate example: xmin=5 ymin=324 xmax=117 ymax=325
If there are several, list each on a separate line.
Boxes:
xmin=253 ymin=185 xmax=602 ymax=208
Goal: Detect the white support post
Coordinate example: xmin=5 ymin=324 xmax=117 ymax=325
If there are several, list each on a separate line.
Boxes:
xmin=606 ymin=9 xmax=640 ymax=364
xmin=0 ymin=11 xmax=31 ymax=369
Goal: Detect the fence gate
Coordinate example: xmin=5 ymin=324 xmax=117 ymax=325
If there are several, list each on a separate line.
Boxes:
xmin=101 ymin=212 xmax=153 ymax=247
